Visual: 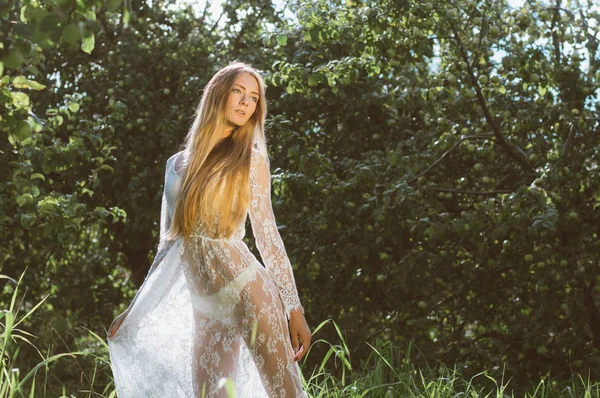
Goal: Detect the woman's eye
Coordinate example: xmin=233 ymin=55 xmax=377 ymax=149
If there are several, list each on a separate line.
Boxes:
xmin=251 ymin=97 xmax=258 ymax=102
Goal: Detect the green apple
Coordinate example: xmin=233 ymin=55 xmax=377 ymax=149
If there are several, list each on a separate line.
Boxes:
xmin=15 ymin=119 xmax=33 ymax=141
xmin=524 ymin=254 xmax=534 ymax=262
xmin=62 ymin=23 xmax=81 ymax=45
xmin=2 ymin=47 xmax=24 ymax=69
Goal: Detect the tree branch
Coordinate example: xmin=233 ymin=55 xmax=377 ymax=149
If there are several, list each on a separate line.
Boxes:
xmin=560 ymin=122 xmax=576 ymax=160
xmin=407 ymin=135 xmax=494 ymax=182
xmin=550 ymin=0 xmax=562 ymax=65
xmin=432 ymin=187 xmax=513 ymax=195
xmin=451 ymin=30 xmax=536 ymax=175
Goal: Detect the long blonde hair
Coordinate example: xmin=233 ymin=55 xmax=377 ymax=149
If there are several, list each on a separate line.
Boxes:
xmin=169 ymin=62 xmax=268 ymax=240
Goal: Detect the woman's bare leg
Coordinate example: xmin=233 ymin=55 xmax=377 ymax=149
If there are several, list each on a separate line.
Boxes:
xmin=191 ymin=310 xmax=242 ymax=398
xmin=235 ymin=269 xmax=304 ymax=397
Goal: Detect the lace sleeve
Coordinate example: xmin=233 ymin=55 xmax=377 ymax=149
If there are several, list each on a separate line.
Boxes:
xmin=249 ymin=147 xmax=304 ymax=320
xmin=148 ymin=158 xmax=176 ymax=277
xmin=120 ymin=158 xmax=176 ymax=315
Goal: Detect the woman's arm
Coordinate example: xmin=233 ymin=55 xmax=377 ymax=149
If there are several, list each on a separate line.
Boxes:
xmin=248 ymin=148 xmax=304 ymax=321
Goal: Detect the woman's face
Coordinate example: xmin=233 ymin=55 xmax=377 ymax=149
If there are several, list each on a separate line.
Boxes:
xmin=224 ymin=72 xmax=260 ymax=128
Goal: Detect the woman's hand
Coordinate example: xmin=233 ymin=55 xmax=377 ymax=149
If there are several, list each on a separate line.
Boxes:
xmin=289 ymin=308 xmax=311 ymax=362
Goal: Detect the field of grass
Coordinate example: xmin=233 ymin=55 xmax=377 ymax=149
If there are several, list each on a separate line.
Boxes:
xmin=2 ymin=271 xmax=598 ymax=398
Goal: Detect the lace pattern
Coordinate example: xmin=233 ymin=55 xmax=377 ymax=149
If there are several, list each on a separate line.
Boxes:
xmin=107 ymin=143 xmax=307 ymax=397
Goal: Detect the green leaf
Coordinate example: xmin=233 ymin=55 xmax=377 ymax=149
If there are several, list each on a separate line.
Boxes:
xmin=538 ymin=86 xmax=547 ymax=96
xmin=38 ymin=197 xmax=58 ymax=211
xmin=17 ymin=193 xmax=32 ymax=207
xmin=11 ymin=91 xmax=31 ymax=109
xmin=30 ymin=173 xmax=45 ymax=181
xmin=20 ymin=213 xmax=35 ymax=228
xmin=12 ymin=76 xmax=47 ymax=90
xmin=276 ymin=34 xmax=288 ymax=46
xmin=498 ymin=85 xmax=506 ymax=94
xmin=98 ymin=164 xmax=114 ymax=173
xmin=123 ymin=0 xmax=131 ymax=26
xmin=68 ymin=102 xmax=80 ymax=113
xmin=106 ymin=0 xmax=123 ymax=12
xmin=82 ymin=33 xmax=95 ymax=54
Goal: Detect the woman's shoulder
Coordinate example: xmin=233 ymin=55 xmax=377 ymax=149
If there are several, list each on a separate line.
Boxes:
xmin=251 ymin=141 xmax=267 ymax=160
xmin=166 ymin=150 xmax=186 ymax=176
xmin=167 ymin=150 xmax=184 ymax=163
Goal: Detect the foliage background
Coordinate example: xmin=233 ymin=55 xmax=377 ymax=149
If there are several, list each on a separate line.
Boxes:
xmin=1 ymin=0 xmax=599 ymax=393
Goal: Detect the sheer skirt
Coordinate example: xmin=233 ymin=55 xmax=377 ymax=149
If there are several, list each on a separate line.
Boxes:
xmin=107 ymin=234 xmax=306 ymax=398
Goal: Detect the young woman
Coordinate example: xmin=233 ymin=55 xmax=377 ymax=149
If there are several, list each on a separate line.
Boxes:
xmin=107 ymin=61 xmax=311 ymax=397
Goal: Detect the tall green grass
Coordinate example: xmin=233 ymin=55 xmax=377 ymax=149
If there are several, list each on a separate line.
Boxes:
xmin=2 ymin=270 xmax=598 ymax=397
xmin=301 ymin=318 xmax=599 ymax=398
xmin=0 ymin=269 xmax=86 ymax=398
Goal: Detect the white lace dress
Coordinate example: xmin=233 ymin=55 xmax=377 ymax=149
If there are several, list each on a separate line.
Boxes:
xmin=107 ymin=144 xmax=307 ymax=397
